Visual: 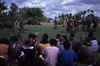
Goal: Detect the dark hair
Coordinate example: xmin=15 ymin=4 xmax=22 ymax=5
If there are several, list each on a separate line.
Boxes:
xmin=63 ymin=40 xmax=71 ymax=50
xmin=50 ymin=39 xmax=57 ymax=46
xmin=10 ymin=36 xmax=18 ymax=42
xmin=24 ymin=38 xmax=31 ymax=45
xmin=0 ymin=38 xmax=9 ymax=45
xmin=56 ymin=34 xmax=61 ymax=39
xmin=28 ymin=33 xmax=36 ymax=39
xmin=88 ymin=31 xmax=94 ymax=37
xmin=40 ymin=34 xmax=49 ymax=44
xmin=70 ymin=33 xmax=75 ymax=38
xmin=84 ymin=37 xmax=91 ymax=46
xmin=62 ymin=35 xmax=67 ymax=41
xmin=59 ymin=37 xmax=64 ymax=43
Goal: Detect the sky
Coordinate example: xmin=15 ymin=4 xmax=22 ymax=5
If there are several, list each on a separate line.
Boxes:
xmin=2 ymin=0 xmax=100 ymax=18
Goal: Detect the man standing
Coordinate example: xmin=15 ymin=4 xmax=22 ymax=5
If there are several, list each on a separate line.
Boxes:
xmin=53 ymin=17 xmax=58 ymax=29
xmin=19 ymin=20 xmax=24 ymax=32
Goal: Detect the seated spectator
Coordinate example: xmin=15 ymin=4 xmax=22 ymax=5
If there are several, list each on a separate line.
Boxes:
xmin=20 ymin=38 xmax=46 ymax=66
xmin=38 ymin=34 xmax=50 ymax=55
xmin=9 ymin=35 xmax=22 ymax=62
xmin=69 ymin=33 xmax=79 ymax=54
xmin=57 ymin=37 xmax=65 ymax=52
xmin=43 ymin=39 xmax=59 ymax=66
xmin=62 ymin=35 xmax=67 ymax=41
xmin=0 ymin=38 xmax=9 ymax=65
xmin=28 ymin=33 xmax=39 ymax=50
xmin=60 ymin=40 xmax=77 ymax=66
xmin=20 ymin=38 xmax=36 ymax=66
xmin=88 ymin=31 xmax=99 ymax=52
xmin=78 ymin=37 xmax=94 ymax=65
xmin=56 ymin=34 xmax=61 ymax=45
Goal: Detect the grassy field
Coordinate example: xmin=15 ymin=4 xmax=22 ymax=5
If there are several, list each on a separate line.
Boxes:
xmin=0 ymin=23 xmax=100 ymax=66
xmin=0 ymin=23 xmax=100 ymax=42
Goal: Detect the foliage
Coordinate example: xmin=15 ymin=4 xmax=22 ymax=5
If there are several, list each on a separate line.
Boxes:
xmin=0 ymin=1 xmax=7 ymax=12
xmin=9 ymin=2 xmax=18 ymax=22
xmin=0 ymin=1 xmax=7 ymax=22
xmin=26 ymin=7 xmax=43 ymax=18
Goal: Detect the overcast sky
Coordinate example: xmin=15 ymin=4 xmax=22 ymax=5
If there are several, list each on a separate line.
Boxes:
xmin=2 ymin=0 xmax=100 ymax=18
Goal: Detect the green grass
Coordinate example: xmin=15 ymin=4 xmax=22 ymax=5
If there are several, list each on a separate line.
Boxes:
xmin=0 ymin=24 xmax=100 ymax=66
xmin=0 ymin=24 xmax=100 ymax=42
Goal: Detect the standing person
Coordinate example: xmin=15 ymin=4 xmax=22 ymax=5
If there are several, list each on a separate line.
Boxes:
xmin=53 ymin=17 xmax=58 ymax=29
xmin=88 ymin=31 xmax=99 ymax=52
xmin=66 ymin=17 xmax=70 ymax=32
xmin=74 ymin=19 xmax=79 ymax=31
xmin=69 ymin=18 xmax=73 ymax=32
xmin=19 ymin=20 xmax=24 ymax=32
xmin=60 ymin=40 xmax=77 ymax=66
xmin=87 ymin=17 xmax=91 ymax=31
xmin=43 ymin=39 xmax=59 ymax=66
xmin=92 ymin=18 xmax=98 ymax=31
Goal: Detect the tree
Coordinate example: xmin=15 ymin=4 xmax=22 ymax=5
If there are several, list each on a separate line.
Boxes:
xmin=0 ymin=1 xmax=7 ymax=22
xmin=0 ymin=1 xmax=7 ymax=12
xmin=74 ymin=12 xmax=82 ymax=20
xmin=26 ymin=7 xmax=44 ymax=24
xmin=18 ymin=7 xmax=28 ymax=21
xmin=10 ymin=2 xmax=18 ymax=21
xmin=9 ymin=2 xmax=18 ymax=32
xmin=81 ymin=11 xmax=86 ymax=18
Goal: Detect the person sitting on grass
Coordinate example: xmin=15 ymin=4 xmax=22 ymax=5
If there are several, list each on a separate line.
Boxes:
xmin=88 ymin=31 xmax=99 ymax=52
xmin=60 ymin=40 xmax=77 ymax=66
xmin=56 ymin=34 xmax=61 ymax=45
xmin=20 ymin=38 xmax=46 ymax=66
xmin=0 ymin=38 xmax=10 ymax=66
xmin=37 ymin=34 xmax=50 ymax=55
xmin=78 ymin=37 xmax=94 ymax=65
xmin=43 ymin=39 xmax=60 ymax=66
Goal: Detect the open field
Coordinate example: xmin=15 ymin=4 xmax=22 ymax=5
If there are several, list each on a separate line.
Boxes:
xmin=0 ymin=23 xmax=100 ymax=42
xmin=0 ymin=23 xmax=100 ymax=66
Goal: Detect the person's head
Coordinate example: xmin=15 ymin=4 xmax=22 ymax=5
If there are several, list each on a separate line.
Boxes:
xmin=40 ymin=34 xmax=49 ymax=44
xmin=62 ymin=35 xmax=67 ymax=41
xmin=59 ymin=37 xmax=64 ymax=44
xmin=24 ymin=38 xmax=31 ymax=46
xmin=50 ymin=39 xmax=57 ymax=46
xmin=56 ymin=34 xmax=61 ymax=39
xmin=63 ymin=40 xmax=71 ymax=50
xmin=84 ymin=37 xmax=91 ymax=46
xmin=28 ymin=33 xmax=36 ymax=39
xmin=70 ymin=33 xmax=75 ymax=38
xmin=10 ymin=33 xmax=18 ymax=42
xmin=69 ymin=33 xmax=75 ymax=40
xmin=43 ymin=34 xmax=48 ymax=39
xmin=88 ymin=31 xmax=94 ymax=37
xmin=10 ymin=36 xmax=18 ymax=42
xmin=0 ymin=38 xmax=9 ymax=45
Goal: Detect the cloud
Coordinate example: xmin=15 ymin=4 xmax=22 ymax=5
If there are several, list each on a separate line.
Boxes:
xmin=2 ymin=0 xmax=100 ymax=18
xmin=78 ymin=0 xmax=100 ymax=5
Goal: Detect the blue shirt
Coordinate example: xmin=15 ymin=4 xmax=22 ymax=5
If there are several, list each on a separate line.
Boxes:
xmin=60 ymin=49 xmax=77 ymax=66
